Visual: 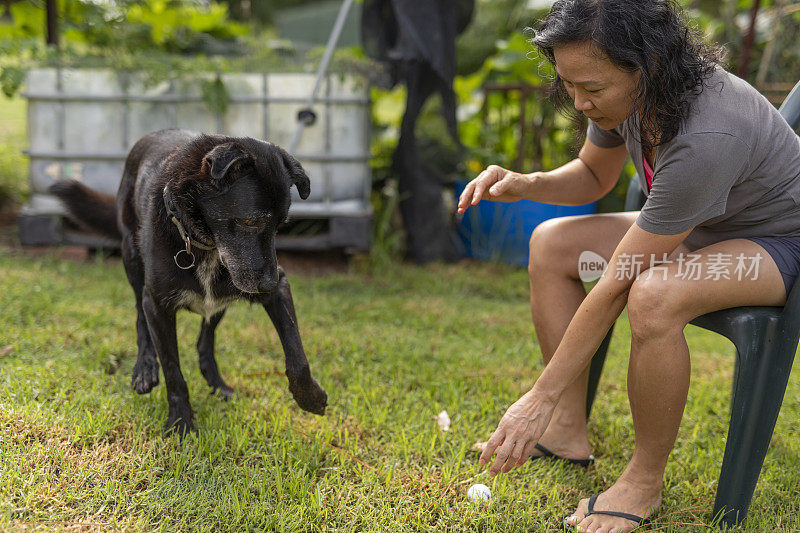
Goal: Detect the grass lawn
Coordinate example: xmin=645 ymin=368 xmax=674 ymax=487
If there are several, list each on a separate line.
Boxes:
xmin=1 ymin=251 xmax=799 ymax=532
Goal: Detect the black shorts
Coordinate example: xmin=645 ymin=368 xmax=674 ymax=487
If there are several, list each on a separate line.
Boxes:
xmin=745 ymin=236 xmax=800 ymax=297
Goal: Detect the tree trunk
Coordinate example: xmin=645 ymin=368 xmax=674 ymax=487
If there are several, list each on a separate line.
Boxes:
xmin=45 ymin=0 xmax=59 ymax=49
xmin=737 ymin=0 xmax=761 ymax=79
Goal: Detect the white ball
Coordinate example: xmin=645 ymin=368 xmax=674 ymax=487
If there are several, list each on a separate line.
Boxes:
xmin=467 ymin=483 xmax=492 ymax=502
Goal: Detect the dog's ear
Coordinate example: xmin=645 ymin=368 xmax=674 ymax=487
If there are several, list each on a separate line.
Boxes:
xmin=203 ymin=143 xmax=252 ymax=182
xmin=276 ymin=147 xmax=311 ymax=200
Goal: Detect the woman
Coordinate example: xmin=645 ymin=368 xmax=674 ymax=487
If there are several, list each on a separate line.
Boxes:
xmin=458 ymin=1 xmax=800 ymax=531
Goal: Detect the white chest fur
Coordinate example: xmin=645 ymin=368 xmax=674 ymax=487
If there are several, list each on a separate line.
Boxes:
xmin=175 ymin=254 xmax=237 ymax=320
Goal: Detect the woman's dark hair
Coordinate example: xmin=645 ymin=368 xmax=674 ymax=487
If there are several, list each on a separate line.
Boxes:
xmin=531 ymin=0 xmax=723 ymax=152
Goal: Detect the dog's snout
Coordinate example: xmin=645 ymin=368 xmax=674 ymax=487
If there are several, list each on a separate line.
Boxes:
xmin=218 ymin=247 xmax=278 ymax=294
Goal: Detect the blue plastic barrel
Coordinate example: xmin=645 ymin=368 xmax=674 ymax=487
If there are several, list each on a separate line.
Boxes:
xmin=454 ymin=181 xmax=598 ymax=266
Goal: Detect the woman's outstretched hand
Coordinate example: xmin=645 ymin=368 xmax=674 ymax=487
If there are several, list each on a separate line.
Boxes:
xmin=479 ymin=389 xmax=557 ymax=476
xmin=457 ymin=165 xmax=535 ymax=214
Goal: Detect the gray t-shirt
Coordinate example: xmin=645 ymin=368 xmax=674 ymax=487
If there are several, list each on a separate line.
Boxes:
xmin=587 ymin=68 xmax=800 ymax=250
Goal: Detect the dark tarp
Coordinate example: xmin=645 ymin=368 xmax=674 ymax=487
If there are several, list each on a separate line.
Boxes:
xmin=362 ymin=0 xmax=474 ymax=263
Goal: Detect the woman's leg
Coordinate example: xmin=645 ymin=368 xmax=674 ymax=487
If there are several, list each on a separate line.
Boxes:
xmin=475 ymin=212 xmax=644 ymax=456
xmin=527 ymin=211 xmax=652 ymax=459
xmin=568 ymin=238 xmax=786 ymax=533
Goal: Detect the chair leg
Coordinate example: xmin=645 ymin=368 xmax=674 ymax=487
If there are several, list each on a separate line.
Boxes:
xmin=712 ymin=320 xmax=797 ymax=528
xmin=586 ymin=324 xmax=614 ymax=419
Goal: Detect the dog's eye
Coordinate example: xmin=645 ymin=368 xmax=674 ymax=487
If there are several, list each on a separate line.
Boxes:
xmin=235 ymin=216 xmax=268 ymax=230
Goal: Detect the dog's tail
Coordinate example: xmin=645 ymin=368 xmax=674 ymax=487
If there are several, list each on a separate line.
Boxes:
xmin=49 ymin=180 xmax=122 ymax=240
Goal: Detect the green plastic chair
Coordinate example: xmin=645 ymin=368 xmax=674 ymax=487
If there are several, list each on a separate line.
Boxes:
xmin=585 ymin=80 xmax=800 ymax=528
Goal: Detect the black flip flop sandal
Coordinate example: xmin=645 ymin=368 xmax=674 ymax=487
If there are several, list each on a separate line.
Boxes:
xmin=532 ymin=443 xmax=594 ymax=468
xmin=562 ymin=493 xmax=650 ymax=531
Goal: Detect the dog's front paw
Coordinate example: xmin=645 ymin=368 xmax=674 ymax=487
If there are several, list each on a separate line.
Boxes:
xmin=163 ymin=407 xmax=195 ymax=439
xmin=288 ymin=367 xmax=327 ymax=415
xmin=131 ymin=356 xmax=160 ymax=394
xmin=211 ymin=383 xmax=236 ymax=401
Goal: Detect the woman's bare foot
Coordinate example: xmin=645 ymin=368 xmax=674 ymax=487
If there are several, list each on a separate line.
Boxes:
xmin=564 ymin=474 xmax=662 ymax=533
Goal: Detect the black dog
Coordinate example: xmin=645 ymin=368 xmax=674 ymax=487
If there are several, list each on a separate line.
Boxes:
xmin=50 ymin=129 xmax=327 ymax=435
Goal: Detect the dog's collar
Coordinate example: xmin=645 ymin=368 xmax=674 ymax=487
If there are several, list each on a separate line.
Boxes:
xmin=162 ymin=186 xmax=216 ymax=269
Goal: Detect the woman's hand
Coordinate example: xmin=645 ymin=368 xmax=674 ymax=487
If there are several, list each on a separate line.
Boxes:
xmin=479 ymin=389 xmax=557 ymax=476
xmin=457 ymin=165 xmax=536 ymax=214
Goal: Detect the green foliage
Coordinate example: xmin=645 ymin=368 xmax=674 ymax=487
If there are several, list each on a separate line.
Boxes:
xmin=368 ymin=180 xmax=406 ymax=268
xmin=456 ymin=0 xmax=531 ymax=76
xmin=0 ymin=65 xmax=23 ymax=98
xmin=124 ymin=0 xmax=247 ymax=51
xmin=454 ymin=33 xmax=595 ymax=189
xmin=0 ymin=96 xmax=28 ymax=212
xmin=0 ymin=0 xmax=250 ymax=57
xmin=367 ymin=85 xmax=408 ymax=262
xmin=200 ymin=74 xmax=231 ymax=115
xmin=0 ymin=1 xmax=44 ymax=40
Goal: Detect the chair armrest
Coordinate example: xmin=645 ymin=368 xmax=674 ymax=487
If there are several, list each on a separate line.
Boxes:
xmin=778 ymin=80 xmax=800 ymax=131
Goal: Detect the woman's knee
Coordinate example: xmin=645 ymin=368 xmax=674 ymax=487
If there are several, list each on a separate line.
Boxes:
xmin=528 ymin=213 xmax=636 ymax=280
xmin=627 ymin=276 xmax=687 ymax=339
xmin=528 ymin=217 xmax=578 ymax=278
